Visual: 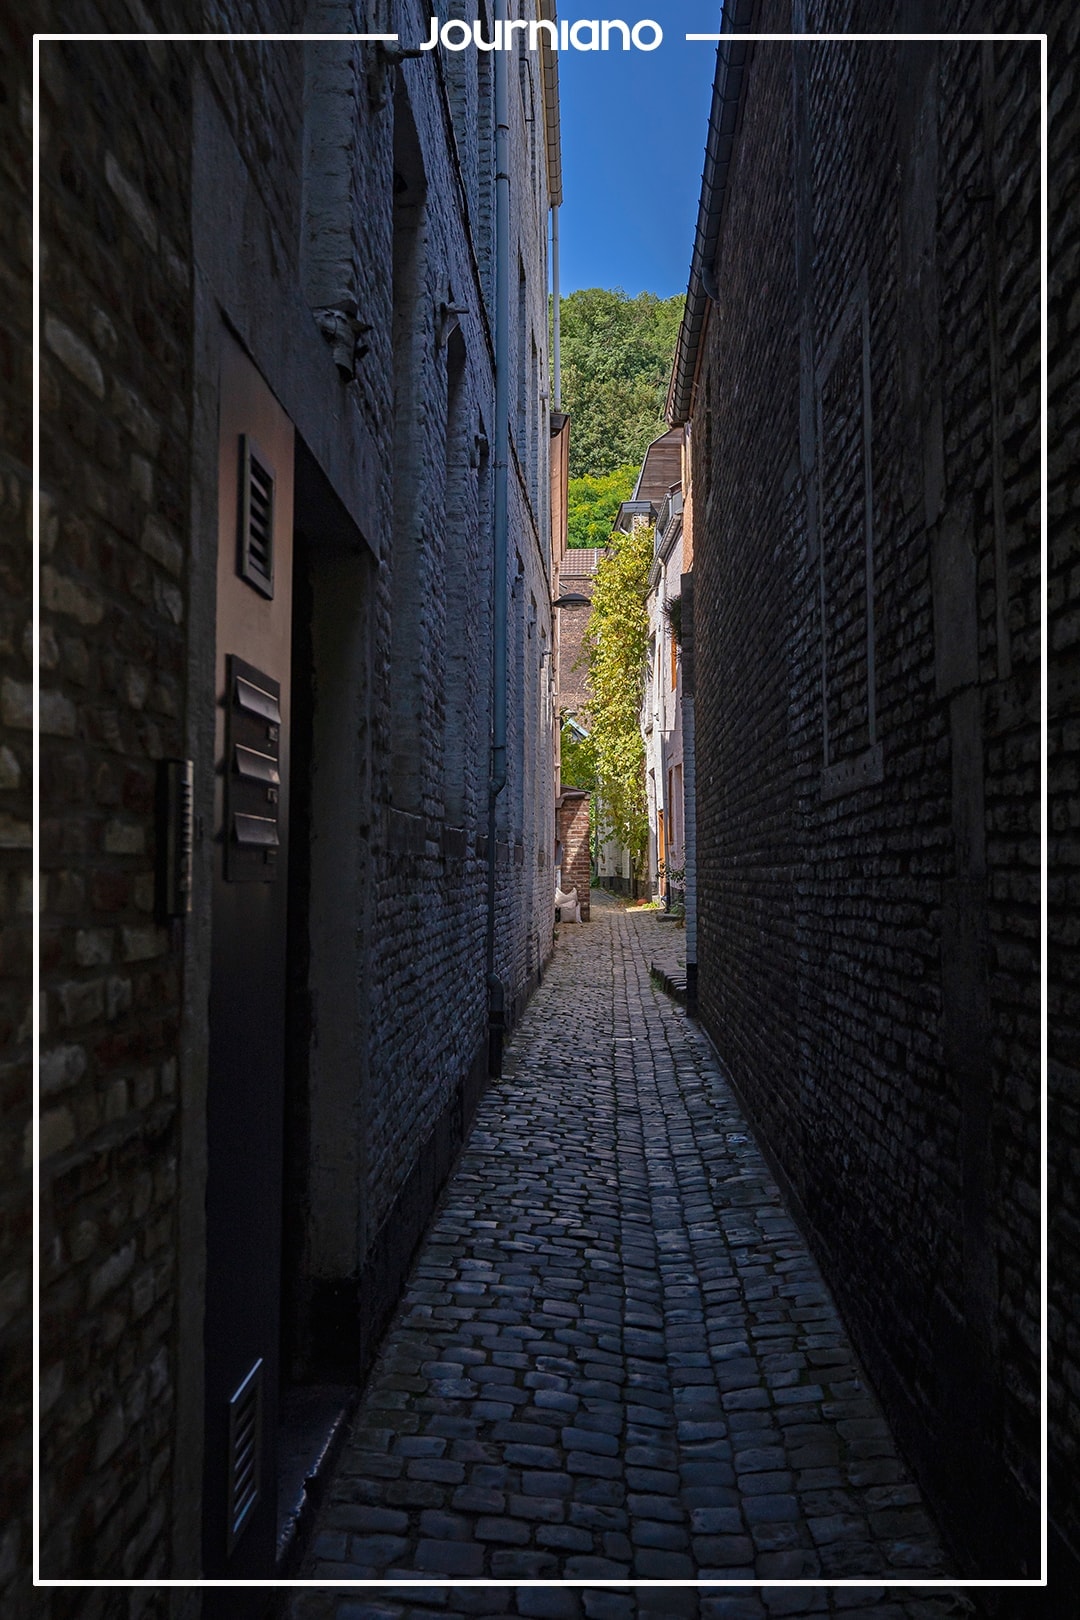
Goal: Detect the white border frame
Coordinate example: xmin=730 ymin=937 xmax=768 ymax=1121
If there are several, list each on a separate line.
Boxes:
xmin=31 ymin=22 xmax=1049 ymax=1594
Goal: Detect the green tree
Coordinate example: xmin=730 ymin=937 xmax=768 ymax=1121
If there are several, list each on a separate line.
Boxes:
xmin=583 ymin=521 xmax=653 ymax=871
xmin=557 ymin=288 xmax=683 ymax=479
xmin=566 ymin=465 xmax=638 ymax=549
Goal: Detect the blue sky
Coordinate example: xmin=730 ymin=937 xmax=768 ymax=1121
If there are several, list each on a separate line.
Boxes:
xmin=556 ymin=5 xmax=724 ymax=299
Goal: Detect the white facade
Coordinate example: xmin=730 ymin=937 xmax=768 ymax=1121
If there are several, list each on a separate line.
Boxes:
xmin=642 ymin=485 xmax=687 ymax=901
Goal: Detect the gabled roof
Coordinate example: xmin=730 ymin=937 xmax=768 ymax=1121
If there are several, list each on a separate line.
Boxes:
xmin=560 ymin=547 xmax=604 ymax=578
xmin=613 ymin=428 xmax=684 ymax=533
xmin=631 ymin=427 xmax=683 ymax=505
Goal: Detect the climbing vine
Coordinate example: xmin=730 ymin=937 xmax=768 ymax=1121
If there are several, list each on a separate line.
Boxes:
xmin=584 ymin=522 xmax=653 ymax=872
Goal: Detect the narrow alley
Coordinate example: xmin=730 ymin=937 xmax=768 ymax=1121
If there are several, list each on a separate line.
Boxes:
xmin=19 ymin=14 xmax=1060 ymax=1608
xmin=288 ymin=896 xmax=969 ymax=1614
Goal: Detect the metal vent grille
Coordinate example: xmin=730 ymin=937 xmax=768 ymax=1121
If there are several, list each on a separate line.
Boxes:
xmin=238 ymin=436 xmax=275 ymax=598
xmin=226 ymin=1357 xmax=263 ymax=1553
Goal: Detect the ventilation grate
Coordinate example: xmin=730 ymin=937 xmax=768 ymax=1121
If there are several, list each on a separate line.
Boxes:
xmin=238 ymin=436 xmax=275 ymax=598
xmin=226 ymin=1357 xmax=263 ymax=1553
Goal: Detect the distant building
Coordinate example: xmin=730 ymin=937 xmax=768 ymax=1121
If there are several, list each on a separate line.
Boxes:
xmin=19 ymin=6 xmax=561 ymax=1589
xmin=552 ymin=545 xmax=602 ymax=722
xmin=625 ymin=431 xmax=690 ymax=908
xmin=613 ymin=428 xmax=685 ymax=902
xmin=551 ymin=540 xmax=632 ymax=900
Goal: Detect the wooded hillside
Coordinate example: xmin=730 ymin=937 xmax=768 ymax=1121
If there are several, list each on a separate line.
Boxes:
xmin=557 ymin=287 xmax=683 ymax=545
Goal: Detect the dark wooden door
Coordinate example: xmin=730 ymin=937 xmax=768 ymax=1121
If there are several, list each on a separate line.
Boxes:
xmin=202 ymin=331 xmax=294 ymax=1578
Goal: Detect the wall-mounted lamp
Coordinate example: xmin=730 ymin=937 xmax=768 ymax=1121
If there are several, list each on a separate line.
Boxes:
xmin=552 ymin=591 xmax=590 ymax=609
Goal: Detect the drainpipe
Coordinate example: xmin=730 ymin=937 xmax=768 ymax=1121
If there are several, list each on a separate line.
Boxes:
xmin=486 ymin=0 xmax=511 ymax=1076
xmin=551 ymin=205 xmax=561 ymax=409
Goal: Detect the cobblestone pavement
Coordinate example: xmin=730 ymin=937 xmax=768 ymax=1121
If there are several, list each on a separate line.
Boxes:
xmin=287 ymin=894 xmax=974 ymax=1619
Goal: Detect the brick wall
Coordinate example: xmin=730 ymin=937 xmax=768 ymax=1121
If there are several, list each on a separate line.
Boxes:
xmin=26 ymin=0 xmax=557 ymax=1586
xmin=688 ymin=5 xmax=1044 ymax=1576
xmin=554 ymin=549 xmax=599 ymax=718
xmin=557 ymin=792 xmax=592 ymax=920
xmin=1 ymin=2 xmax=34 ymax=1612
xmin=1048 ymin=0 xmax=1080 ymax=1591
xmin=36 ymin=14 xmax=197 ymax=1588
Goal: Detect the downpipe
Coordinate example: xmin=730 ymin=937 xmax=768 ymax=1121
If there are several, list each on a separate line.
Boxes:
xmin=486 ymin=0 xmax=511 ymax=1077
xmin=551 ymin=203 xmax=561 ymax=409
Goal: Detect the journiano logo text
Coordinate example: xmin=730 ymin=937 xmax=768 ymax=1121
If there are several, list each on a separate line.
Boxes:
xmin=420 ymin=16 xmax=664 ymax=51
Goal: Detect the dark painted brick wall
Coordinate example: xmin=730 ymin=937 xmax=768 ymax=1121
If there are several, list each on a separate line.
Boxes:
xmin=690 ymin=3 xmax=1046 ymax=1577
xmin=36 ymin=16 xmax=197 ymax=1587
xmin=23 ymin=0 xmax=556 ymax=1592
xmin=0 ymin=1 xmax=34 ymax=1612
xmin=1048 ymin=0 xmax=1079 ymax=1591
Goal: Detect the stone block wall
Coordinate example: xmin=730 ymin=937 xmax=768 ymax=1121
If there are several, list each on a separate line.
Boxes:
xmin=688 ymin=4 xmax=1045 ymax=1577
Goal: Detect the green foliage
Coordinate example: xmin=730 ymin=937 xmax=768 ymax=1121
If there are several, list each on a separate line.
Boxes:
xmin=560 ymin=724 xmax=605 ymax=855
xmin=557 ymin=288 xmax=683 ymax=479
xmin=559 ymin=722 xmax=597 ymax=793
xmin=584 ymin=522 xmax=653 ymax=871
xmin=566 ymin=465 xmax=638 ymax=550
xmin=551 ymin=285 xmax=681 ymax=868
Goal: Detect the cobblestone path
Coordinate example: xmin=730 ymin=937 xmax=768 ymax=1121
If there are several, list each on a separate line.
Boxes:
xmin=288 ymin=895 xmax=973 ymax=1619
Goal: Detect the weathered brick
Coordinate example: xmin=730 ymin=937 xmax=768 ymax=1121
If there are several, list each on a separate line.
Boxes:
xmin=680 ymin=8 xmax=1048 ymax=1584
xmin=30 ymin=2 xmax=558 ymax=1592
xmin=44 ymin=315 xmax=105 ymax=399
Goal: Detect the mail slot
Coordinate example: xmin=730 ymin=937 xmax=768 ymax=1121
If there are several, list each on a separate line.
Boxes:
xmin=233 ymin=813 xmax=280 ymax=848
xmin=235 ymin=674 xmax=281 ymax=724
xmin=234 ymin=745 xmax=280 ymax=785
xmin=225 ymin=655 xmax=283 ymax=882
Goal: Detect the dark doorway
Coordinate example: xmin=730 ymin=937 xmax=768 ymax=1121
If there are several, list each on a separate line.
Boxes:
xmin=202 ymin=334 xmax=295 ymax=1584
xmin=277 ymin=437 xmax=375 ymax=1564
